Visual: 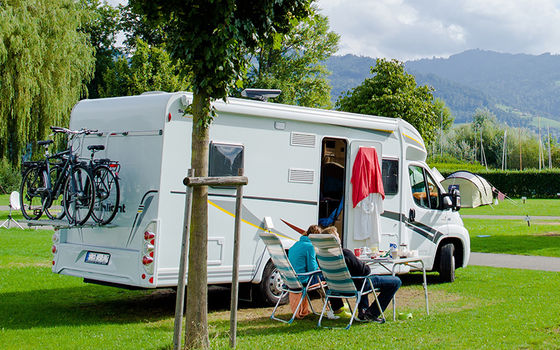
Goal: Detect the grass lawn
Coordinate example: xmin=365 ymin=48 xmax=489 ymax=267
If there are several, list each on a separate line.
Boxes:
xmin=465 ymin=218 xmax=560 ymax=257
xmin=2 ymin=228 xmax=560 ymax=349
xmin=460 ymin=198 xmax=560 ymax=217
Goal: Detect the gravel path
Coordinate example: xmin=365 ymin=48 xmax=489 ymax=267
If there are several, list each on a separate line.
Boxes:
xmin=469 ymin=252 xmax=560 ymax=272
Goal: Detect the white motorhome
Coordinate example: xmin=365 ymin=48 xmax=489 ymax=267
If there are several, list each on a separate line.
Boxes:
xmin=52 ymin=91 xmax=469 ymax=304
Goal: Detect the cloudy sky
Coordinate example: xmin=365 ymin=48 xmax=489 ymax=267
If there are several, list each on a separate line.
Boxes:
xmin=108 ymin=0 xmax=560 ymax=61
xmin=316 ymin=0 xmax=560 ymax=61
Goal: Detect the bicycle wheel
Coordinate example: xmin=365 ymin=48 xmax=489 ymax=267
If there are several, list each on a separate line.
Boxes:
xmin=20 ymin=167 xmax=48 ymax=220
xmin=44 ymin=164 xmax=66 ymax=220
xmin=91 ymin=165 xmax=120 ymax=225
xmin=63 ymin=165 xmax=95 ymax=225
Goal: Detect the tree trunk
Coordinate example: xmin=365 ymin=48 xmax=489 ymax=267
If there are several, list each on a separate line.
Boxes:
xmin=184 ymin=92 xmax=210 ymax=350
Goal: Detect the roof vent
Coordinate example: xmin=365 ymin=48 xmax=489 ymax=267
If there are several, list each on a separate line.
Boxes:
xmin=241 ymin=89 xmax=281 ymax=102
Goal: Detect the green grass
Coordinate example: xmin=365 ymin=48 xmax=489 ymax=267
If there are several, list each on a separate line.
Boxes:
xmin=464 ymin=218 xmax=560 ymax=257
xmin=460 ymin=199 xmax=560 ymax=217
xmin=2 ymin=228 xmax=560 ymax=349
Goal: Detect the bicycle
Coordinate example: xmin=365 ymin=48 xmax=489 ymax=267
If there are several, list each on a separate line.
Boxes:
xmin=86 ymin=144 xmax=121 ymax=225
xmin=19 ymin=126 xmax=96 ymax=225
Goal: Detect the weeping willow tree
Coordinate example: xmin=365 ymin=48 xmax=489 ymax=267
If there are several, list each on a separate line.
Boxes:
xmin=0 ymin=0 xmax=95 ymax=164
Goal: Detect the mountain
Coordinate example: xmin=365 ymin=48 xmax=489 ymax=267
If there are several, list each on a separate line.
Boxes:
xmin=325 ymin=50 xmax=560 ymax=134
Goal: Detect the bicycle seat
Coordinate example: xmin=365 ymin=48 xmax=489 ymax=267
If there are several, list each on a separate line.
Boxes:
xmin=87 ymin=145 xmax=105 ymax=151
xmin=37 ymin=140 xmax=53 ymax=146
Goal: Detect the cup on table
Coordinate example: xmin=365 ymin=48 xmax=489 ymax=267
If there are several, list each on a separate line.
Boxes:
xmin=354 ymin=248 xmax=361 ymax=257
xmin=390 ymin=249 xmax=398 ymax=259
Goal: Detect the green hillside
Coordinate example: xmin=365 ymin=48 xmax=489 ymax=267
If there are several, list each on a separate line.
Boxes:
xmin=326 ymin=50 xmax=560 ymax=138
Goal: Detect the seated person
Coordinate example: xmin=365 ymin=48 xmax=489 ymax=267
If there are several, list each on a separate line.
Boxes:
xmin=288 ymin=225 xmax=322 ymax=285
xmin=321 ymin=226 xmax=402 ymax=323
xmin=288 ymin=225 xmax=345 ymax=318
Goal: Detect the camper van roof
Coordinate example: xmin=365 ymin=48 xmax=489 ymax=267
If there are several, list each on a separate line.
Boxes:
xmin=71 ymin=92 xmax=424 ymax=150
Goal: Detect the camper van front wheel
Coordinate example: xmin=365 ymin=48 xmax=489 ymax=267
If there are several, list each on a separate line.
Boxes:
xmin=259 ymin=261 xmax=288 ymax=306
xmin=439 ymin=243 xmax=456 ymax=282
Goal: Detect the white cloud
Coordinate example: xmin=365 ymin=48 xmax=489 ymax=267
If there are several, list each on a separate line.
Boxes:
xmin=317 ymin=0 xmax=560 ymax=60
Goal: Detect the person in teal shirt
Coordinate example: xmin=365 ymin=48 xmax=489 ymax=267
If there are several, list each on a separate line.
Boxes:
xmin=288 ymin=225 xmax=321 ymax=284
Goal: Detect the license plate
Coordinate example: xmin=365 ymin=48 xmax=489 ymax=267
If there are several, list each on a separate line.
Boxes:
xmin=85 ymin=251 xmax=110 ymax=265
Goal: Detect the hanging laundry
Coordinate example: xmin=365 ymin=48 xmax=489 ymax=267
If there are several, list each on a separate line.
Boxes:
xmin=350 ymin=147 xmax=385 ymax=243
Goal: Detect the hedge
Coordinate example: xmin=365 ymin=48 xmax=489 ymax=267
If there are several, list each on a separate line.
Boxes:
xmin=440 ymin=168 xmax=560 ymax=199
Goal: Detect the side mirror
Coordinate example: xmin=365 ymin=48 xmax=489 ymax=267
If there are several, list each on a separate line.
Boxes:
xmin=442 ymin=189 xmax=461 ymax=211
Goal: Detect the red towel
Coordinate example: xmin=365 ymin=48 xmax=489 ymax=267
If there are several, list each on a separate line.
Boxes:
xmin=351 ymin=147 xmax=385 ymax=207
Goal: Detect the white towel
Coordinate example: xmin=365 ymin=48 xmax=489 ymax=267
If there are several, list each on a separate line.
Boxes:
xmin=353 ymin=193 xmax=384 ymax=243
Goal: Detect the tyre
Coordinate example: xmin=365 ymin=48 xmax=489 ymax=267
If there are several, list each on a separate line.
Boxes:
xmin=20 ymin=167 xmax=47 ymax=220
xmin=91 ymin=165 xmax=120 ymax=225
xmin=258 ymin=260 xmax=288 ymax=306
xmin=44 ymin=165 xmax=65 ymax=220
xmin=63 ymin=165 xmax=95 ymax=225
xmin=439 ymin=243 xmax=456 ymax=283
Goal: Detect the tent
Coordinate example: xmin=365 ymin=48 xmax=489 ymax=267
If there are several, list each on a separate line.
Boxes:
xmin=440 ymin=171 xmax=493 ymax=208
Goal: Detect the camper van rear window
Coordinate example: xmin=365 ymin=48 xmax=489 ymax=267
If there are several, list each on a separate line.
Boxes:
xmin=209 ymin=143 xmax=244 ymax=177
xmin=382 ymin=159 xmax=398 ymax=195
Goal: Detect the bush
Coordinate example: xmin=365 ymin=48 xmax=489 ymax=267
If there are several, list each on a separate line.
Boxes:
xmin=440 ymin=168 xmax=560 ymax=198
xmin=0 ymin=159 xmax=21 ymax=194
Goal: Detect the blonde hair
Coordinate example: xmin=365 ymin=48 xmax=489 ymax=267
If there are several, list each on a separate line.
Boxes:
xmin=322 ymin=226 xmax=339 ymax=239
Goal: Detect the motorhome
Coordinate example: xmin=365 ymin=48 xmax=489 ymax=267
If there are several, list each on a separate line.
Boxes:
xmin=51 ymin=91 xmax=469 ymax=304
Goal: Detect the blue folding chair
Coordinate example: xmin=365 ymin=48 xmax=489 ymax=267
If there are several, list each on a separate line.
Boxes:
xmin=309 ymin=233 xmax=385 ymax=329
xmin=259 ymin=232 xmax=324 ymax=323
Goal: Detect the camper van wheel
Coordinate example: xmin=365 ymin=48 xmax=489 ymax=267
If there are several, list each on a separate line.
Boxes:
xmin=259 ymin=260 xmax=288 ymax=306
xmin=439 ymin=243 xmax=456 ymax=282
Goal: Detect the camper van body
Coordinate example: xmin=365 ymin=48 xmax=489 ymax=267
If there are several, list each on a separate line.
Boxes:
xmin=51 ymin=92 xmax=469 ymax=300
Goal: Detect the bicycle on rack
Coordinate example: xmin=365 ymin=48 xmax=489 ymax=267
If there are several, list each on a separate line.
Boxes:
xmin=19 ymin=126 xmax=96 ymax=225
xmin=85 ymin=144 xmax=121 ymax=225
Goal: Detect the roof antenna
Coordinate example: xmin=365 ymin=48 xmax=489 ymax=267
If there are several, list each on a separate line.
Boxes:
xmin=241 ymin=89 xmax=281 ymax=102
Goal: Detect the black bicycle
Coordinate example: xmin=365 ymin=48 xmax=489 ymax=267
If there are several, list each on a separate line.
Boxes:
xmin=19 ymin=126 xmax=96 ymax=225
xmin=86 ymin=144 xmax=121 ymax=225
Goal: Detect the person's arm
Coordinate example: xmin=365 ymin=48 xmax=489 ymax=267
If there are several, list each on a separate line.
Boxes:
xmin=343 ymin=248 xmax=371 ymax=276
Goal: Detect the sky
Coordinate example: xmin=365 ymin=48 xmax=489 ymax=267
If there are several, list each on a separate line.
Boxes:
xmin=316 ymin=0 xmax=560 ymax=61
xmin=108 ymin=0 xmax=560 ymax=61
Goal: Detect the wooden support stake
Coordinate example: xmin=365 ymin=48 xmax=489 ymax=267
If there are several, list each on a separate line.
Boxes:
xmin=229 ymin=169 xmax=244 ymax=348
xmin=173 ymin=169 xmax=194 ymax=350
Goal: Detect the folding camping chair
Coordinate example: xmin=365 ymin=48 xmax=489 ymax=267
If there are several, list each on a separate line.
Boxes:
xmin=309 ymin=233 xmax=385 ymax=329
xmin=259 ymin=232 xmax=324 ymax=324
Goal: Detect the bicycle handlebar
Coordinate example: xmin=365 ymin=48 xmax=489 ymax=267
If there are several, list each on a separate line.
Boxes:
xmin=50 ymin=126 xmax=98 ymax=135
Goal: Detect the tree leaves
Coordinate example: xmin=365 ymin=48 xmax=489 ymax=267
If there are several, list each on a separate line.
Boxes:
xmin=0 ymin=0 xmax=94 ymax=164
xmin=336 ymin=58 xmax=441 ymax=145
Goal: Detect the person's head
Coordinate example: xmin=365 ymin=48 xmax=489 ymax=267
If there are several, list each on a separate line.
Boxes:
xmin=321 ymin=226 xmax=339 ymax=240
xmin=304 ymin=224 xmax=322 ymax=236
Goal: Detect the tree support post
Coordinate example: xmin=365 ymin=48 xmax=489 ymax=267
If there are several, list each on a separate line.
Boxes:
xmin=173 ymin=169 xmax=248 ymax=350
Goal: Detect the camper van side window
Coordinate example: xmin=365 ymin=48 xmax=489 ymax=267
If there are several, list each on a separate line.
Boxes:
xmin=382 ymin=159 xmax=398 ymax=195
xmin=409 ymin=165 xmax=429 ymax=208
xmin=209 ymin=143 xmax=244 ymax=177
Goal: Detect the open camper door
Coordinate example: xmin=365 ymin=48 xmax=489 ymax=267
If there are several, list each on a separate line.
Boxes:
xmin=345 ymin=141 xmax=393 ymax=250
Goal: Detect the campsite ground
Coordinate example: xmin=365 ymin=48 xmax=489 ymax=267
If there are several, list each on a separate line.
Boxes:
xmin=1 ymin=199 xmax=560 ymax=349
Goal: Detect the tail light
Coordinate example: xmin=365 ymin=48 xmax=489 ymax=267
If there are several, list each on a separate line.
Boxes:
xmin=142 ymin=223 xmax=157 ymax=277
xmin=51 ymin=232 xmax=59 ymax=267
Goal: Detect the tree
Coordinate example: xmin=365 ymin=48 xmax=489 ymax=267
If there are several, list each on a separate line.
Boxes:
xmin=243 ymin=7 xmax=339 ymax=108
xmin=79 ymin=0 xmax=120 ymax=99
xmin=0 ymin=0 xmax=95 ymax=164
xmin=129 ymin=1 xmax=312 ymax=348
xmin=336 ymin=58 xmax=442 ymax=145
xmin=100 ymin=38 xmax=190 ymax=97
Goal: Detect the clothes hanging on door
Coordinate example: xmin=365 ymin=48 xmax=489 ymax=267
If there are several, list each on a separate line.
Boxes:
xmin=351 ymin=147 xmax=385 ymax=242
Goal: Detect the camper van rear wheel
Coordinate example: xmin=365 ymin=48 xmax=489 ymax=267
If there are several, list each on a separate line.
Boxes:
xmin=439 ymin=243 xmax=456 ymax=282
xmin=259 ymin=260 xmax=287 ymax=306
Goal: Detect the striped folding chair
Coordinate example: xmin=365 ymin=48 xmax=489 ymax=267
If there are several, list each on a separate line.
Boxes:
xmin=259 ymin=232 xmax=324 ymax=324
xmin=309 ymin=233 xmax=384 ymax=329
